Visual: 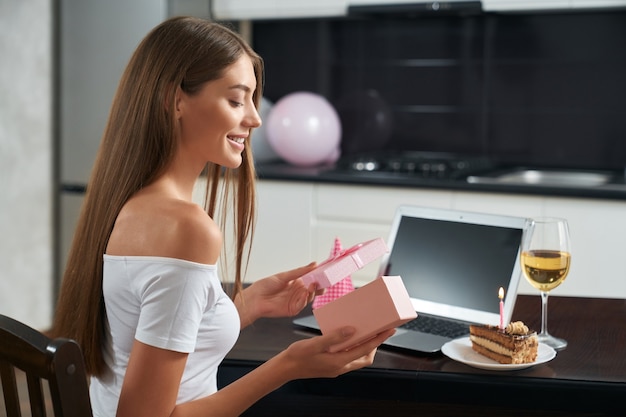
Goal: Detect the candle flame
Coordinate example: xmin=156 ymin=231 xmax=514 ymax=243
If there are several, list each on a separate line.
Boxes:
xmin=499 ymin=287 xmax=504 ymax=299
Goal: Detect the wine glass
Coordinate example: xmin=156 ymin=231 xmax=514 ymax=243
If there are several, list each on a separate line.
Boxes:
xmin=520 ymin=217 xmax=571 ymax=350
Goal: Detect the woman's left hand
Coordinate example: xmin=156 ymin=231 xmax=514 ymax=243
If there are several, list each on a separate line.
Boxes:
xmin=235 ymin=262 xmax=321 ymax=328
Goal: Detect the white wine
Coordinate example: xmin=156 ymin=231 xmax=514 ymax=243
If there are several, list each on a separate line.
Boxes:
xmin=521 ymin=250 xmax=571 ymax=292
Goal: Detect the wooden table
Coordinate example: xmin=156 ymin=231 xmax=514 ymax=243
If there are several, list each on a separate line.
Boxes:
xmin=218 ymin=295 xmax=626 ymax=416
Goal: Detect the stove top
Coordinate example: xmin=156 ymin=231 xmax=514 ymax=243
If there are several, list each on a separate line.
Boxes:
xmin=330 ymin=152 xmax=493 ymax=180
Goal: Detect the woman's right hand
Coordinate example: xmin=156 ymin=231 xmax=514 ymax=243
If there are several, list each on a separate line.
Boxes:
xmin=276 ymin=327 xmax=396 ymax=380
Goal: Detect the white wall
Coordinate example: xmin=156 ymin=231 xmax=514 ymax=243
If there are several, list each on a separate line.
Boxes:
xmin=0 ymin=0 xmax=53 ymax=329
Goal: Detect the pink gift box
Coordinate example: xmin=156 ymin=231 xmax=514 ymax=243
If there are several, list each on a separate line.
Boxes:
xmin=313 ymin=275 xmax=417 ymax=352
xmin=301 ymin=238 xmax=389 ymax=289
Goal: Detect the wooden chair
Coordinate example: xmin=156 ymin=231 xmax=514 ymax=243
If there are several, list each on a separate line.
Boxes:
xmin=0 ymin=314 xmax=92 ymax=417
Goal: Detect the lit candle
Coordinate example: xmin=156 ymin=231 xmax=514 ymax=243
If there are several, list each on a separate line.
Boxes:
xmin=498 ymin=287 xmax=505 ymax=330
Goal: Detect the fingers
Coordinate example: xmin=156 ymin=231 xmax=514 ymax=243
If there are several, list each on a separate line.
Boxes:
xmin=319 ymin=327 xmax=395 ymax=374
xmin=328 ymin=327 xmax=396 ymax=354
xmin=275 ymin=261 xmax=317 ymax=284
xmin=359 ymin=328 xmax=396 ymax=350
xmin=305 ymin=286 xmax=316 ymax=305
xmin=306 ymin=283 xmax=324 ymax=300
xmin=335 ymin=328 xmax=395 ymax=370
xmin=289 ymin=288 xmax=310 ymax=316
xmin=284 ymin=327 xmax=395 ymax=380
xmin=318 ymin=326 xmax=395 ymax=353
xmin=313 ymin=326 xmax=357 ymax=352
xmin=310 ymin=283 xmax=325 ymax=297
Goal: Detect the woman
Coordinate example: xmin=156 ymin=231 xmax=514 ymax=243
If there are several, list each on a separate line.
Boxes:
xmin=52 ymin=16 xmax=394 ymax=417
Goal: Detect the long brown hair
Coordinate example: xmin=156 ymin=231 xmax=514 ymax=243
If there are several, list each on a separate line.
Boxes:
xmin=51 ymin=16 xmax=264 ymax=376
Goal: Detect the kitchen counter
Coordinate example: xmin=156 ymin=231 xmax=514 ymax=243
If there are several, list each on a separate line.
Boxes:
xmin=255 ymin=160 xmax=626 ymax=201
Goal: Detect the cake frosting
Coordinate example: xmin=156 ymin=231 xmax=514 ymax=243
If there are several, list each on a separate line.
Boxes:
xmin=469 ymin=321 xmax=538 ymax=364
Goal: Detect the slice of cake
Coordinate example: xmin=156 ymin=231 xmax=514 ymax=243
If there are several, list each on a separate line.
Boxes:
xmin=469 ymin=321 xmax=538 ymax=364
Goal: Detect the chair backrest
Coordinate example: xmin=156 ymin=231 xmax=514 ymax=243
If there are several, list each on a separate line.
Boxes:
xmin=0 ymin=314 xmax=92 ymax=417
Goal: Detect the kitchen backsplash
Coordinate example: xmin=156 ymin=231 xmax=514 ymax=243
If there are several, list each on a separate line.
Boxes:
xmin=251 ymin=9 xmax=626 ymax=171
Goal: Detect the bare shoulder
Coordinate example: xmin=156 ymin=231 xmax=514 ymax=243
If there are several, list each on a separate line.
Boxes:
xmin=107 ymin=195 xmax=222 ymax=265
xmin=162 ymin=200 xmax=223 ymax=264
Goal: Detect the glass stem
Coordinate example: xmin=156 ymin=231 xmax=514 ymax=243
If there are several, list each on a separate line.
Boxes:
xmin=540 ymin=291 xmax=550 ymax=336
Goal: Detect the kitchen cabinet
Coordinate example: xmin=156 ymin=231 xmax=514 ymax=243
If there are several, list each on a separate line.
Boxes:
xmin=239 ymin=180 xmax=626 ymax=299
xmin=542 ymin=197 xmax=626 ymax=300
xmin=211 ymin=0 xmax=348 ymax=20
xmin=482 ymin=0 xmax=626 ymax=11
xmin=572 ymin=0 xmax=626 ymax=8
xmin=210 ymin=0 xmax=485 ymax=20
xmin=482 ymin=0 xmax=571 ymax=11
xmin=209 ymin=0 xmax=626 ymax=19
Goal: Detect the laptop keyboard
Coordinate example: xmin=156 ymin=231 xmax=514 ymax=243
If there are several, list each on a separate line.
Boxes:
xmin=400 ymin=314 xmax=470 ymax=339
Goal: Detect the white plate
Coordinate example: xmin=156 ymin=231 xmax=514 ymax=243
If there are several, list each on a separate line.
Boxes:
xmin=441 ymin=336 xmax=556 ymax=371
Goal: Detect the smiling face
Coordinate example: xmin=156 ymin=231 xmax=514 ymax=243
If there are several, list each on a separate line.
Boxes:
xmin=175 ymin=54 xmax=261 ymax=170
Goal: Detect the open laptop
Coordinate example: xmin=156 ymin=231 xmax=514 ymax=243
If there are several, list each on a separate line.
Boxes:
xmin=293 ymin=205 xmax=527 ymax=353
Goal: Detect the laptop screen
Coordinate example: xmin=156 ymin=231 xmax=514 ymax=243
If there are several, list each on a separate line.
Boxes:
xmin=377 ymin=206 xmax=526 ymax=325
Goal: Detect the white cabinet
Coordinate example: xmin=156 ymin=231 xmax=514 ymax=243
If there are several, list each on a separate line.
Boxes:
xmin=211 ymin=0 xmax=348 ymax=20
xmin=543 ymin=197 xmax=626 ymax=300
xmin=246 ymin=181 xmax=315 ymax=280
xmin=571 ymin=0 xmax=626 ymax=8
xmin=482 ymin=0 xmax=626 ymax=11
xmin=482 ymin=0 xmax=571 ymax=11
xmin=249 ymin=180 xmax=626 ymax=299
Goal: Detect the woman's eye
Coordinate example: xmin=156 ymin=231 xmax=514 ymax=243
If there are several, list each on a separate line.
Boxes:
xmin=229 ymin=100 xmax=244 ymax=108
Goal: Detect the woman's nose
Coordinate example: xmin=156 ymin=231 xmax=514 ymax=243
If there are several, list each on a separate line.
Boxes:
xmin=245 ymin=105 xmax=262 ymax=128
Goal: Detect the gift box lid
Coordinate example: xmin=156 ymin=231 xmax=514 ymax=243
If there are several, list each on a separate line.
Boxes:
xmin=301 ymin=238 xmax=389 ymax=289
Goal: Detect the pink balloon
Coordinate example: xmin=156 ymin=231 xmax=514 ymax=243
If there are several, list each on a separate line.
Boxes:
xmin=326 ymin=146 xmax=341 ymax=164
xmin=266 ymin=92 xmax=342 ymax=167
